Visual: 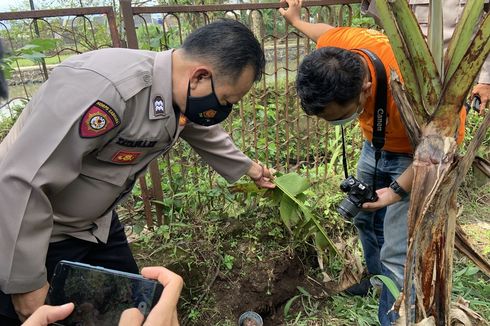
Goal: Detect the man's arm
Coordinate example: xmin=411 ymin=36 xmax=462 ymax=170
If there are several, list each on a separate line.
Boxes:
xmin=472 ymin=57 xmax=490 ymax=114
xmin=279 ymin=0 xmax=334 ymax=42
xmin=362 ymin=164 xmax=413 ymax=210
xmin=179 ymin=123 xmax=274 ymax=188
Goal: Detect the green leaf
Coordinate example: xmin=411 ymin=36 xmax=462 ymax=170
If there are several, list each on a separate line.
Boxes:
xmin=376 ymin=0 xmax=439 ymax=117
xmin=444 ymin=0 xmax=486 ymax=83
xmin=273 ymin=173 xmax=341 ymax=258
xmin=279 ymin=195 xmax=300 ymax=229
xmin=19 ymin=52 xmax=46 ymax=63
xmin=274 ymin=173 xmax=310 ymax=196
xmin=437 ymin=13 xmax=490 ymax=117
xmin=371 ymin=275 xmax=400 ymax=299
xmin=29 ymin=38 xmax=59 ymax=51
xmin=428 ymin=0 xmax=443 ymax=74
xmin=284 ymin=294 xmax=302 ymax=317
xmin=296 ymin=286 xmax=310 ymax=296
xmin=223 ymin=254 xmax=234 ymax=270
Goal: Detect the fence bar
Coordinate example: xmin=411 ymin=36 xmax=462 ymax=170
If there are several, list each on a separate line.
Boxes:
xmin=130 ymin=0 xmax=358 ymax=14
xmin=120 ymin=0 xmax=138 ymax=49
xmin=0 ymin=7 xmax=116 ymax=20
xmin=149 ymin=161 xmax=164 ymax=226
xmin=0 ymin=6 xmax=121 ymax=48
xmin=138 ymin=176 xmax=154 ymax=228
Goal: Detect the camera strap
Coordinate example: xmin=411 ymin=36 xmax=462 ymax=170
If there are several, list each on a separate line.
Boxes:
xmin=341 ymin=48 xmax=387 ymax=189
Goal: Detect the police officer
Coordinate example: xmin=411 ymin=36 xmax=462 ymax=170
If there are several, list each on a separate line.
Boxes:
xmin=0 ymin=19 xmax=274 ymax=324
xmin=361 ymin=0 xmax=490 ymax=111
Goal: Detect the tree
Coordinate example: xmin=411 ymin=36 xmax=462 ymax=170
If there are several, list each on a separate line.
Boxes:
xmin=375 ymin=0 xmax=489 ymax=325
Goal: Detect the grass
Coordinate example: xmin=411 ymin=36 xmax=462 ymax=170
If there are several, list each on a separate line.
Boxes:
xmin=13 ymin=53 xmax=73 ymax=68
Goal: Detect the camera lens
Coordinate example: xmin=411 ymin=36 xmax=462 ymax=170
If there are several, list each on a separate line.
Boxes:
xmin=337 ymin=197 xmax=360 ymax=219
xmin=138 ymin=301 xmax=148 ymax=314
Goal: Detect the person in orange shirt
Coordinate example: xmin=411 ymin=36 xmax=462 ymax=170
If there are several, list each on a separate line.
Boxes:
xmin=279 ymin=0 xmax=466 ymax=324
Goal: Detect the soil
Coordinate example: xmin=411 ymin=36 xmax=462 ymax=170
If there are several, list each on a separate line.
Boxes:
xmin=128 ymin=213 xmax=324 ymax=326
xmin=209 ymin=252 xmax=306 ymax=325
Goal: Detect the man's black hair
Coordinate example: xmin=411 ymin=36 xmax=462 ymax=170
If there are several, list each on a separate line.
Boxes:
xmin=182 ymin=19 xmax=265 ymax=83
xmin=296 ymin=47 xmax=365 ymax=116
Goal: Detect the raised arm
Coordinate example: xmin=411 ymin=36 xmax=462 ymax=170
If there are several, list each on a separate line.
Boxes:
xmin=279 ymin=0 xmax=334 ymax=42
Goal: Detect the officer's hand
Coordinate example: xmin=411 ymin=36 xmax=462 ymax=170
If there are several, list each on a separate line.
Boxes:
xmin=278 ymin=0 xmax=303 ymax=26
xmin=247 ymin=162 xmax=275 ymax=189
xmin=12 ymin=282 xmax=50 ymax=322
xmin=118 ymin=267 xmax=183 ymax=326
xmin=362 ymin=187 xmax=401 ymax=211
xmin=471 ymin=83 xmax=489 ymax=116
xmin=22 ymin=303 xmax=74 ymax=326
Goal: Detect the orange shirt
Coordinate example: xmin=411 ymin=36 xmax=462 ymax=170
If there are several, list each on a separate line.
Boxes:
xmin=316 ymin=27 xmax=465 ymax=153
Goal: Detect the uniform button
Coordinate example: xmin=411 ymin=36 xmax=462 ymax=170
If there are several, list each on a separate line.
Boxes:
xmin=143 ymin=74 xmax=151 ymax=85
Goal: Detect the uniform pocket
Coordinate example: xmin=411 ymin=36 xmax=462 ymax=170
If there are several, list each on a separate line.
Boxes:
xmin=80 ymin=158 xmax=132 ymax=187
xmin=95 ymin=141 xmax=154 ymax=165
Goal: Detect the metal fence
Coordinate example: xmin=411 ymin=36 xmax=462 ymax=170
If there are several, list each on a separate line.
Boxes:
xmin=0 ymin=0 xmax=362 ymax=227
xmin=0 ymin=6 xmax=120 ymax=102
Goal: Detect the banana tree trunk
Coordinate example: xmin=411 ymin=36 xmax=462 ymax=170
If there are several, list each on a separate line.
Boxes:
xmin=375 ymin=1 xmax=490 ymax=324
xmin=391 ymin=76 xmax=490 ymax=325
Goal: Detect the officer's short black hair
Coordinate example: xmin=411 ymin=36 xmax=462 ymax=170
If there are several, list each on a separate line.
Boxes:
xmin=296 ymin=47 xmax=365 ymax=116
xmin=182 ymin=19 xmax=265 ymax=83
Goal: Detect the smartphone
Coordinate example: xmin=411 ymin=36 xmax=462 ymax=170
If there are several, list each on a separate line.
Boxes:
xmin=46 ymin=260 xmax=163 ymax=326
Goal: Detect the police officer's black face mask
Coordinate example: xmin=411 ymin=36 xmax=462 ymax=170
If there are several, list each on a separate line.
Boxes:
xmin=184 ymin=77 xmax=233 ymax=126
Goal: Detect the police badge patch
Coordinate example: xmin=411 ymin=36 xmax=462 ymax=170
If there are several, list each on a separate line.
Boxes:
xmin=153 ymin=96 xmax=165 ymax=116
xmin=112 ymin=150 xmax=141 ymax=164
xmin=80 ymin=100 xmax=120 ymax=138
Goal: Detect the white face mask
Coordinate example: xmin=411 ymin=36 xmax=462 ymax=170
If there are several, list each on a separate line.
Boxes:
xmin=329 ymin=105 xmax=363 ymax=126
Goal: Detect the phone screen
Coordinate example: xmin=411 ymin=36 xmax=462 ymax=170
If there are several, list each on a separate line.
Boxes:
xmin=46 ymin=261 xmax=163 ymax=326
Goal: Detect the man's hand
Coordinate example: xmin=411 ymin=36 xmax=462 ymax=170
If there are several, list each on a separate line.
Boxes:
xmin=247 ymin=162 xmax=275 ymax=189
xmin=118 ymin=267 xmax=183 ymax=326
xmin=279 ymin=0 xmax=303 ymax=27
xmin=362 ymin=187 xmax=401 ymax=211
xmin=471 ymin=83 xmax=490 ymax=115
xmin=12 ymin=282 xmax=50 ymax=322
xmin=22 ymin=303 xmax=74 ymax=326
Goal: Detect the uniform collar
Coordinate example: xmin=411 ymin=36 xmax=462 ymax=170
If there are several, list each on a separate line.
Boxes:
xmin=149 ymin=49 xmax=175 ymax=120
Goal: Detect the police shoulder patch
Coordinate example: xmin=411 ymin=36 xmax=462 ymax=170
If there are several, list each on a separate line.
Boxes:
xmin=79 ymin=100 xmax=121 ymax=138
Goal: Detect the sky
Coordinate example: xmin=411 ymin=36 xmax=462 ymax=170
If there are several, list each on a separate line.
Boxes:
xmin=0 ymin=0 xmax=12 ymax=12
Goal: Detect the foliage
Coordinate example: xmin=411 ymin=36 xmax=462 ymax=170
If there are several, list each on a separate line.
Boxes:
xmin=0 ymin=99 xmax=25 ymax=141
xmin=271 ymin=173 xmax=342 ymax=269
xmin=1 ymin=2 xmax=488 ymax=324
xmin=1 ymin=39 xmax=59 ymax=79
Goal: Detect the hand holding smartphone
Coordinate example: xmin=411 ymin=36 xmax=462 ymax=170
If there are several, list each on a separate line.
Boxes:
xmin=45 ymin=261 xmax=163 ymax=326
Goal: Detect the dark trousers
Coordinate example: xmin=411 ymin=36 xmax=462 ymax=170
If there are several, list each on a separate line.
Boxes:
xmin=0 ymin=211 xmax=138 ymax=325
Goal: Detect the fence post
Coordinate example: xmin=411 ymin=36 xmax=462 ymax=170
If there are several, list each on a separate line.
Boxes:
xmin=120 ymin=0 xmax=138 ymax=49
xmin=106 ymin=7 xmax=121 ymax=47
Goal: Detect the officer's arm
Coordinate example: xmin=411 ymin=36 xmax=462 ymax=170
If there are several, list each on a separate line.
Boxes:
xmin=179 ymin=123 xmax=253 ymax=183
xmin=0 ymin=68 xmax=123 ymax=306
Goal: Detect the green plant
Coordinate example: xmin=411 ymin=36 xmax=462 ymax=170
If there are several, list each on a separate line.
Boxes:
xmin=1 ymin=38 xmax=59 ymax=79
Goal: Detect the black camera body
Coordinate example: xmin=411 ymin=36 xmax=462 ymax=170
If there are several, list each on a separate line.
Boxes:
xmin=337 ymin=176 xmax=378 ymax=219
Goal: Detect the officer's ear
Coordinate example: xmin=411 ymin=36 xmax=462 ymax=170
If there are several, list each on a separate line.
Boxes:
xmin=189 ymin=67 xmax=212 ymax=90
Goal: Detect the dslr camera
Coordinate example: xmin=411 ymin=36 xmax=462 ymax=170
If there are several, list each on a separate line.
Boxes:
xmin=337 ymin=176 xmax=378 ymax=219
